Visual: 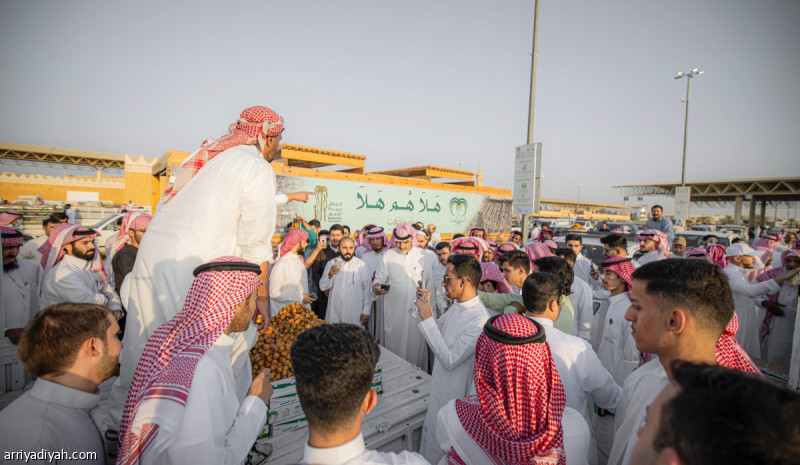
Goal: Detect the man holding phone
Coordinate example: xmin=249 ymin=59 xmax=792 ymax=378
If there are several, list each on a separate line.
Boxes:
xmin=319 ymin=237 xmax=373 ymax=326
xmin=310 ymin=225 xmax=344 ymax=319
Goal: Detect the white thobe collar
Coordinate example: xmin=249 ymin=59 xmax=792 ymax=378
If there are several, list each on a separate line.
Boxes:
xmin=62 ymin=254 xmax=91 ymax=270
xmin=640 ymin=250 xmax=661 ymax=261
xmin=451 ymin=294 xmax=481 ymax=310
xmin=528 ymin=315 xmax=555 ymax=329
xmin=609 ymin=292 xmax=629 ymax=305
xmin=723 ymin=263 xmax=749 ymax=277
xmin=30 ymin=378 xmax=100 ymax=410
xmin=303 ymin=433 xmax=366 ymax=465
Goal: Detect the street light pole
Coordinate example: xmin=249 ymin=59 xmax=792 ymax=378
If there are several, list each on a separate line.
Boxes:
xmin=521 ymin=0 xmax=540 ymax=242
xmin=675 ymin=68 xmax=705 ymax=186
xmin=577 ymin=183 xmax=582 ymax=202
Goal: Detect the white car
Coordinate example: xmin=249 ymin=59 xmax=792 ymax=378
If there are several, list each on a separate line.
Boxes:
xmin=90 ymin=213 xmax=126 ymax=254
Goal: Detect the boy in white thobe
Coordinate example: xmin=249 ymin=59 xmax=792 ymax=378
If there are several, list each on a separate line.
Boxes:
xmin=319 ymin=237 xmax=373 ymax=325
xmin=117 ymin=258 xmax=271 ymax=465
xmin=372 ymin=223 xmax=433 ymax=370
xmin=270 ymin=229 xmax=312 ymax=315
xmin=0 ymin=304 xmax=122 ymax=464
xmin=414 ymin=254 xmax=489 ymax=464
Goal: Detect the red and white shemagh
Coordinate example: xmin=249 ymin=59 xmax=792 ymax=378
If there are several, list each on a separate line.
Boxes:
xmin=162 ymin=106 xmax=284 ymax=203
xmin=38 ymin=223 xmax=105 ymax=284
xmin=705 ymin=244 xmax=729 ymax=269
xmin=110 ymin=212 xmax=152 ymax=256
xmin=495 ymin=242 xmax=520 ymax=263
xmin=364 ymin=226 xmax=389 ymax=250
xmin=0 ymin=226 xmax=23 ymax=245
xmin=449 ymin=314 xmax=566 ymax=465
xmin=389 ymin=223 xmax=420 ymax=248
xmin=355 ymin=224 xmax=376 ymax=248
xmin=716 ymin=313 xmax=761 ymax=375
xmin=117 ymin=256 xmax=262 ymax=465
xmin=451 ymin=237 xmax=485 ymax=258
xmin=536 ymin=228 xmax=555 ymax=243
xmin=488 ymin=240 xmax=498 ymax=251
xmin=480 ymin=262 xmax=513 ymax=294
xmin=0 ymin=210 xmax=22 ymax=227
xmin=756 ymin=248 xmax=800 ymax=339
xmin=525 ymin=243 xmax=555 ymax=270
xmin=636 ymin=230 xmax=670 ymax=258
xmin=469 ymin=228 xmax=488 ymax=240
xmin=753 ymin=234 xmax=782 ymax=263
xmin=278 ymin=228 xmax=309 ymax=258
xmin=599 ymin=257 xmax=635 ymax=292
xmin=686 ymin=247 xmax=711 ymax=262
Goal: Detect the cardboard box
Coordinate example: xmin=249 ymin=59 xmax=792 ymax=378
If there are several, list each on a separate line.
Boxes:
xmin=268 ymin=401 xmax=305 ymax=424
xmin=270 ymin=390 xmax=300 ymax=409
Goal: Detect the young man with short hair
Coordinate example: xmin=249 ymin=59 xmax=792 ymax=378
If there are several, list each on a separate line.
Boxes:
xmin=499 ymin=249 xmax=529 ymax=295
xmin=701 ymin=234 xmax=718 ymax=247
xmin=433 ymin=242 xmax=451 ymax=315
xmin=0 ymin=303 xmax=121 ymax=460
xmin=522 ymin=272 xmax=621 ymax=460
xmin=509 ymin=230 xmax=523 ymax=245
xmin=533 ymin=256 xmax=576 ymax=335
xmin=630 ymin=363 xmax=800 ymax=465
xmin=609 ymin=259 xmax=762 ymax=465
xmin=564 ymin=233 xmax=592 ymax=284
xmin=414 ymin=253 xmax=490 ymax=463
xmin=554 ymin=248 xmax=593 ymax=340
xmin=19 ymin=216 xmax=62 ymax=262
xmin=292 ymin=324 xmax=429 ymax=465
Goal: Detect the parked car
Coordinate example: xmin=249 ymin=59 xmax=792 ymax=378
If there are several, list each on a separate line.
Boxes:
xmin=675 ymin=230 xmax=738 ymax=249
xmin=592 ymin=222 xmax=641 ymax=234
xmin=554 ymin=234 xmax=641 ymax=266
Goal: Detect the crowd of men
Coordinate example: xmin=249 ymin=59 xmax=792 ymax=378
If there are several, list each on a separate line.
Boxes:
xmin=0 ymin=106 xmax=798 ymax=465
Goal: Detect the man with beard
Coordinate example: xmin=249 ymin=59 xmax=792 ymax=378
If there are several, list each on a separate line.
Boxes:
xmin=319 ymin=237 xmax=373 ymax=325
xmin=722 ymin=243 xmax=798 ymax=359
xmin=634 ymin=230 xmax=670 ymax=267
xmin=19 ymin=216 xmax=65 ymax=263
xmin=644 ymin=205 xmax=674 ymax=243
xmin=362 ymin=226 xmax=390 ymax=342
xmin=756 ymin=247 xmax=800 ymax=366
xmin=0 ymin=303 xmax=122 ymax=460
xmin=372 ymin=223 xmax=433 ymax=369
xmin=2 ymin=226 xmax=42 ymax=345
xmin=39 ymin=224 xmax=122 ymax=315
xmin=269 ymin=228 xmax=314 ymax=314
xmin=310 ymin=224 xmax=344 ymax=319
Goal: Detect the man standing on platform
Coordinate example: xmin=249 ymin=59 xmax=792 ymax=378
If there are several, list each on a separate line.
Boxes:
xmin=107 ymin=106 xmax=305 ymax=437
xmin=372 ymin=223 xmax=433 ymax=370
xmin=319 ymin=237 xmax=373 ymax=326
xmin=644 ymin=205 xmax=674 ymax=244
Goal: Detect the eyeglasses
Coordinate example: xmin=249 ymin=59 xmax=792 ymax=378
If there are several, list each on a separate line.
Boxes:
xmin=443 ymin=275 xmax=464 ymax=281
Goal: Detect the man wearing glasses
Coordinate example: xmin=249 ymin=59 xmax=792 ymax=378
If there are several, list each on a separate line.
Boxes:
xmin=413 ymin=253 xmax=490 ymax=464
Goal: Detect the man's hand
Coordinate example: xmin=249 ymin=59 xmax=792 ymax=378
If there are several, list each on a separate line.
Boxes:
xmin=775 ymin=267 xmax=800 ymax=285
xmin=302 ymin=294 xmax=315 ymax=304
xmin=762 ymin=300 xmax=786 ymax=317
xmin=247 ymin=369 xmax=273 ymax=404
xmin=509 ymin=302 xmax=526 ymax=314
xmin=4 ymin=328 xmax=23 ymax=345
xmin=415 ymin=288 xmax=433 ymax=320
xmin=287 ymin=192 xmax=313 ymax=203
xmin=255 ymin=297 xmax=270 ymax=331
xmin=765 ymin=255 xmax=773 ymax=267
xmin=328 ymin=265 xmax=340 ymax=279
xmin=373 ymin=283 xmax=389 ymax=296
xmin=360 ymin=314 xmax=370 ymax=326
xmin=590 ymin=267 xmax=600 ymax=281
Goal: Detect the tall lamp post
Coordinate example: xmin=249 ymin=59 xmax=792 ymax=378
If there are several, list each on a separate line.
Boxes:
xmin=675 ymin=68 xmax=705 ymax=186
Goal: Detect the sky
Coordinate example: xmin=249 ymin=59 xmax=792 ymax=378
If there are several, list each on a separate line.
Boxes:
xmin=1 ymin=0 xmax=798 ymax=212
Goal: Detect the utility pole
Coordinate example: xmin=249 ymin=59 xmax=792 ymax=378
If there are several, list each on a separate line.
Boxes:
xmin=521 ymin=0 xmax=540 ymax=242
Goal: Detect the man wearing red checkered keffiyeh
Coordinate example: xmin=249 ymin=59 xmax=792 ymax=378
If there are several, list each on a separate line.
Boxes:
xmin=608 ymin=259 xmax=762 ymax=465
xmin=635 ymin=229 xmax=670 ymax=266
xmin=38 ymin=223 xmax=122 ymax=313
xmin=451 ymin=237 xmax=485 ymax=259
xmin=117 ymin=257 xmax=269 ymax=465
xmin=436 ymin=314 xmax=592 ymax=465
xmin=105 ymin=211 xmax=152 ymax=290
xmin=755 ymin=247 xmax=800 ymax=366
xmin=2 ymin=226 xmax=43 ymax=345
xmin=479 ymin=261 xmax=513 ymax=294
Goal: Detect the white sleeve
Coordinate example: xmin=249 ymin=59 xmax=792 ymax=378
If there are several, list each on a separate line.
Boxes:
xmin=373 ymin=254 xmax=389 ymax=290
xmin=274 ymin=193 xmax=288 ymax=206
xmin=575 ymin=285 xmax=593 ymax=340
xmin=360 ymin=264 xmax=373 ymax=316
xmin=727 ymin=273 xmax=780 ymax=298
xmin=43 ymin=269 xmax=108 ymax=307
xmin=618 ymin=320 xmax=641 ymax=383
xmin=418 ymin=314 xmax=484 ymax=371
xmin=319 ymin=261 xmax=334 ymax=292
xmin=163 ymin=373 xmax=267 ymax=464
xmin=238 ymin=164 xmax=277 ymax=264
xmin=579 ymin=341 xmax=622 ymax=413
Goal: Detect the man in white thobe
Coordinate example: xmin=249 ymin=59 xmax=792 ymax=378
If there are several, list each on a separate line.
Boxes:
xmin=564 ymin=234 xmax=593 ymax=284
xmin=521 ymin=272 xmax=621 ymax=463
xmin=414 ymin=254 xmax=489 ymax=464
xmin=634 ymin=230 xmax=669 ymax=267
xmin=270 ymin=228 xmax=313 ymax=314
xmin=555 ymin=248 xmax=593 ymax=340
xmin=609 ymin=259 xmax=761 ymax=465
xmin=109 ymin=106 xmax=301 ymax=433
xmin=2 ymin=227 xmax=42 ymax=346
xmin=362 ymin=226 xmax=389 ymax=343
xmin=427 ymin=223 xmax=442 ymax=248
xmin=39 ymin=225 xmax=121 ymax=313
xmin=0 ymin=303 xmax=121 ymax=464
xmin=117 ymin=258 xmax=271 ymax=465
xmin=756 ymin=248 xmax=800 ymax=366
xmin=319 ymin=237 xmax=372 ymax=325
xmin=372 ymin=223 xmax=433 ymax=370
xmin=433 ymin=242 xmax=451 ymax=315
xmin=722 ymin=243 xmax=794 ymax=359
